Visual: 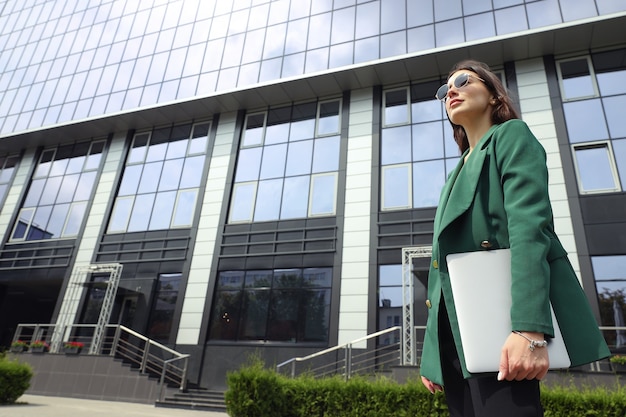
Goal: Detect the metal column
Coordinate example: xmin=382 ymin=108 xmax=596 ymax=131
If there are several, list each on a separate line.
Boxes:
xmin=51 ymin=263 xmax=123 ymax=354
xmin=401 ymin=246 xmax=432 ymax=365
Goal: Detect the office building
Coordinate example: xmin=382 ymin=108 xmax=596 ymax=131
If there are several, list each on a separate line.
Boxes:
xmin=1 ymin=0 xmax=625 ymax=390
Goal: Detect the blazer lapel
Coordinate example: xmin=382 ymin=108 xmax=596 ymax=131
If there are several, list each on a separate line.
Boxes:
xmin=434 ymin=125 xmax=499 ymax=240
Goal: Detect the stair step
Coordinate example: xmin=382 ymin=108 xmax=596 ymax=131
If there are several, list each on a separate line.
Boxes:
xmin=156 ymin=389 xmax=226 ymax=411
xmin=155 ymin=399 xmax=227 ymax=412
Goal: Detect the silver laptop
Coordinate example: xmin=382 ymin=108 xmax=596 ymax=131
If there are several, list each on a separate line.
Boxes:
xmin=447 ymin=249 xmax=571 ymax=373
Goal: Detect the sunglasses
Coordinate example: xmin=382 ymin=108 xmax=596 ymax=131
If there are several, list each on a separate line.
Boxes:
xmin=435 ymin=73 xmax=486 ymax=102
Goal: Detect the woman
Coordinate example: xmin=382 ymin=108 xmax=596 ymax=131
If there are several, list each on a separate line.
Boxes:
xmin=419 ymin=60 xmax=610 ymax=416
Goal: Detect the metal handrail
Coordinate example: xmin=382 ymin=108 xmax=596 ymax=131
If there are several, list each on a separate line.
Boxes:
xmin=12 ymin=323 xmax=190 ymax=395
xmin=159 ymin=355 xmax=190 ymax=402
xmin=276 ymin=326 xmax=404 ymax=379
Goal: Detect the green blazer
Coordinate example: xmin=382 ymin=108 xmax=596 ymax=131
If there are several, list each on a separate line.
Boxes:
xmin=420 ymin=120 xmax=610 ymax=385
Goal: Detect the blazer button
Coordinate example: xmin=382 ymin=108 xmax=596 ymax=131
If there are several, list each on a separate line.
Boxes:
xmin=432 ymin=260 xmax=438 ymax=269
xmin=480 ymin=240 xmax=492 ymax=249
xmin=425 ymin=299 xmax=432 ymax=309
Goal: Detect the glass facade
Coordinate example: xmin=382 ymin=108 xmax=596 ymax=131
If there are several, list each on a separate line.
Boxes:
xmin=107 ymin=121 xmax=210 ymax=233
xmin=1 ymin=0 xmax=624 ymax=136
xmin=11 ymin=140 xmax=104 ymax=241
xmin=0 ymin=154 xmax=19 ymax=206
xmin=209 ymin=267 xmax=332 ymax=343
xmin=229 ymin=99 xmax=341 ymax=223
xmin=558 ymin=49 xmax=626 ymax=194
xmin=381 ymin=81 xmax=458 ymax=210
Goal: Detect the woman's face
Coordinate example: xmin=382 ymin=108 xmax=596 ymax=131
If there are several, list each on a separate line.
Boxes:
xmin=444 ymin=70 xmax=494 ymax=127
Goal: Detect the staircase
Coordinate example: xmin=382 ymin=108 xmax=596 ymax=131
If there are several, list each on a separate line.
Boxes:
xmin=155 ymin=387 xmax=227 ymax=412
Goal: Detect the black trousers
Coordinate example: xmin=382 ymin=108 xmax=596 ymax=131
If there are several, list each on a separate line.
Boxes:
xmin=438 ymin=303 xmax=544 ymax=417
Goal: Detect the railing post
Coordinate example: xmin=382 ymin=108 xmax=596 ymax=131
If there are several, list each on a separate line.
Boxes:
xmin=345 ymin=344 xmax=352 ymax=381
xmin=140 ymin=340 xmax=150 ymax=373
xmin=290 ymin=360 xmax=296 ymax=378
xmin=180 ymin=357 xmax=188 ymax=391
xmin=111 ymin=325 xmax=121 ymax=356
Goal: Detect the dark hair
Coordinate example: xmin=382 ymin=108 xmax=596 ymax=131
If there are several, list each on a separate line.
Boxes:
xmin=446 ymin=60 xmax=520 ymax=153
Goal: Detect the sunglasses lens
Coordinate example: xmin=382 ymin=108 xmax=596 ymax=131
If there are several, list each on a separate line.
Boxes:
xmin=436 ymin=85 xmax=448 ymax=101
xmin=454 ymin=73 xmax=470 ymax=88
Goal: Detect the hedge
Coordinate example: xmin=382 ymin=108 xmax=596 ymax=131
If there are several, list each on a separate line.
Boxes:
xmin=225 ymin=359 xmax=626 ymax=417
xmin=0 ymin=353 xmax=33 ymax=404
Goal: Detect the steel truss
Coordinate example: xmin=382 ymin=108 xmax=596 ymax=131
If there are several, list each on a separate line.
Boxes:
xmin=401 ymin=246 xmax=432 ymax=365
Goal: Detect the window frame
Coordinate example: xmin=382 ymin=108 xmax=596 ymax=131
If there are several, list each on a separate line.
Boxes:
xmin=315 ymin=98 xmax=342 ymax=137
xmin=571 ymin=141 xmax=622 ymax=194
xmin=382 ymin=86 xmax=410 ymax=127
xmin=556 ymin=55 xmax=600 ymax=102
xmin=229 ymin=181 xmax=258 ymax=223
xmin=381 ymin=163 xmax=412 ymax=210
xmin=308 ymin=172 xmax=338 ymax=217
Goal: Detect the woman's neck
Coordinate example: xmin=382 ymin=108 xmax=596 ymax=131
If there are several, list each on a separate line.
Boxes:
xmin=465 ymin=118 xmax=494 ymax=154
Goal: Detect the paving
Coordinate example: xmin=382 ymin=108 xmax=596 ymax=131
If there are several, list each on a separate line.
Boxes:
xmin=0 ymin=395 xmax=229 ymax=417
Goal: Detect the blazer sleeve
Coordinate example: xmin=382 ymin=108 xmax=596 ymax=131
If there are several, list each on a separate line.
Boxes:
xmin=493 ymin=120 xmax=555 ymax=336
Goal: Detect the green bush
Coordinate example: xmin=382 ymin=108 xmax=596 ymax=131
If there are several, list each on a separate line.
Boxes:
xmin=0 ymin=356 xmax=33 ymax=404
xmin=226 ymin=359 xmax=626 ymax=417
xmin=225 ymin=359 xmax=448 ymax=417
xmin=541 ymin=383 xmax=626 ymax=417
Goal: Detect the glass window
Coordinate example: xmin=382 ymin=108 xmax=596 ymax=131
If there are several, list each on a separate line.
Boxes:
xmin=412 ymin=122 xmax=444 ymax=161
xmin=407 ymin=0 xmax=433 ymax=26
xmin=381 ymin=80 xmax=457 ymax=210
xmin=355 ymin=1 xmax=379 ymax=39
xmin=284 ymin=19 xmax=308 ymax=55
xmin=593 ymin=255 xmax=626 ymax=345
xmin=11 ymin=140 xmax=103 ymax=241
xmin=230 ymin=100 xmax=341 ymax=223
xmin=434 ymin=0 xmax=462 ymax=21
xmin=465 ymin=12 xmax=496 ymax=41
xmin=354 ymin=36 xmax=378 ymax=64
xmin=0 ymin=154 xmax=18 ymax=204
xmin=561 ymin=0 xmax=597 ymax=22
xmin=254 ymin=178 xmax=283 ymax=221
xmin=613 ymin=139 xmax=626 ymax=188
xmin=381 ymin=125 xmax=411 ymax=164
xmin=494 ymin=5 xmax=527 ymax=35
xmin=310 ymin=173 xmax=336 ymax=216
xmin=331 ymin=7 xmax=355 ymax=45
xmin=413 ymin=160 xmax=446 ymax=207
xmin=285 ymin=140 xmax=313 ymax=176
xmin=230 ymin=182 xmax=256 ymax=222
xmin=209 ymin=267 xmax=331 ymax=343
xmin=382 ymin=165 xmax=410 ymax=209
xmin=281 ymin=175 xmax=310 ymax=219
xmin=108 ymin=124 xmax=209 ymax=233
xmin=563 ymin=99 xmax=609 ymax=143
xmin=260 ymin=144 xmax=287 ymax=179
xmin=147 ymin=273 xmax=182 ymax=343
xmin=312 ymin=136 xmax=340 ymax=173
xmin=558 ymin=57 xmax=598 ymax=100
xmin=381 ymin=0 xmax=405 ymax=33
xmin=317 ymin=100 xmax=341 ymax=136
xmin=380 ymin=30 xmax=407 ymax=58
xmin=384 ymin=88 xmax=409 ymax=126
xmin=435 ymin=19 xmax=464 ymax=47
xmin=603 ymin=95 xmax=626 ymax=138
xmin=572 ymin=143 xmax=620 ymax=193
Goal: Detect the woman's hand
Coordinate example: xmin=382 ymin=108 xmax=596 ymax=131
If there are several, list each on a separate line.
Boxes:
xmin=421 ymin=376 xmax=444 ymax=394
xmin=498 ymin=331 xmax=549 ymax=381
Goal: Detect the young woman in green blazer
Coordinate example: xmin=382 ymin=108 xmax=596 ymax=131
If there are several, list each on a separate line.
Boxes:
xmin=419 ymin=60 xmax=610 ymax=416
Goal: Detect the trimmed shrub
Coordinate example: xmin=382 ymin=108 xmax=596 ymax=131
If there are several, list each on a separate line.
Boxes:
xmin=225 ymin=359 xmax=447 ymax=417
xmin=226 ymin=359 xmax=626 ymax=417
xmin=0 ymin=356 xmax=33 ymax=404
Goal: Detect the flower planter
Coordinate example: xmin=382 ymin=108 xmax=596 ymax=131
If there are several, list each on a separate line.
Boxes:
xmin=63 ymin=347 xmax=82 ymax=355
xmin=612 ymin=363 xmax=626 ymax=373
xmin=9 ymin=345 xmax=27 ymax=353
xmin=30 ymin=346 xmax=48 ymax=354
